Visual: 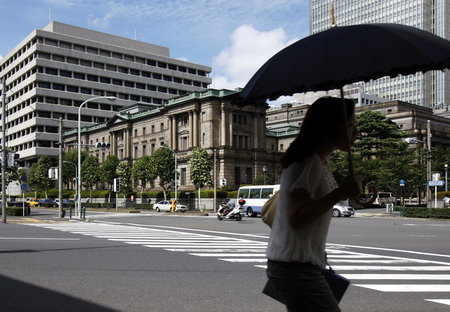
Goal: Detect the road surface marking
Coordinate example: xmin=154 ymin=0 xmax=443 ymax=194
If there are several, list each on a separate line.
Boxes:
xmin=356 ymin=284 xmax=450 ymax=292
xmin=342 ymin=274 xmax=450 ymax=280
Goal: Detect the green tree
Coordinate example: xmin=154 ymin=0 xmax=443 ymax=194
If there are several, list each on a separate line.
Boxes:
xmin=189 ymin=147 xmax=213 ymax=210
xmin=331 ymin=111 xmax=416 ymax=197
xmin=132 ymin=155 xmax=157 ymax=200
xmin=100 ymin=154 xmax=120 ymax=201
xmin=63 ymin=149 xmax=87 ymax=189
xmin=81 ymin=155 xmax=100 ymax=199
xmin=153 ymin=146 xmax=176 ymax=200
xmin=27 ymin=155 xmax=56 ymax=198
xmin=116 ymin=161 xmax=132 ymax=195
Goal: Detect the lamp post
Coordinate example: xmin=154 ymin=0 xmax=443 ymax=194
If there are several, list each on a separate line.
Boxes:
xmin=159 ymin=146 xmax=177 ymax=202
xmin=405 ymin=127 xmax=432 ymax=207
xmin=78 ymin=96 xmax=115 ymax=219
xmin=263 ymin=166 xmax=267 ymax=185
xmin=63 ymin=160 xmax=77 ymax=217
xmin=445 ymin=164 xmax=448 ymax=192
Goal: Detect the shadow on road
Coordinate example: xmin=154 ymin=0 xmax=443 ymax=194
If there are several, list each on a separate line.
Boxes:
xmin=0 ymin=274 xmax=119 ymax=312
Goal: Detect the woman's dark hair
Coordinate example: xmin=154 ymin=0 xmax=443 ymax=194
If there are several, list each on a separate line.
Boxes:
xmin=279 ymin=97 xmax=355 ymax=168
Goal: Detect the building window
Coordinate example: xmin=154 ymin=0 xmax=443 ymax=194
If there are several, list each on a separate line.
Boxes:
xmin=235 ymin=167 xmax=241 ymax=186
xmin=246 ymin=167 xmax=252 ymax=184
xmin=181 ymin=168 xmax=187 ymax=185
xmin=181 ymin=137 xmax=188 ymax=150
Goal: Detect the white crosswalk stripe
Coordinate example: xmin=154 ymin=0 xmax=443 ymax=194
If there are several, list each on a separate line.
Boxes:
xmin=26 ymin=221 xmax=450 ymax=307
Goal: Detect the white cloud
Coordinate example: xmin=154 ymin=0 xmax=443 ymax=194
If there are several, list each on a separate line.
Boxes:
xmin=211 ymin=24 xmax=297 ymax=91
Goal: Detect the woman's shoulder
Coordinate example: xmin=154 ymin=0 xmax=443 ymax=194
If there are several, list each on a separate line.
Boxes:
xmin=283 ymin=154 xmax=322 ymax=177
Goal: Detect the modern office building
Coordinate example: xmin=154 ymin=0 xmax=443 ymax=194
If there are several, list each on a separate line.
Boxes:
xmin=0 ymin=21 xmax=211 ymax=166
xmin=310 ymin=0 xmax=450 ymax=108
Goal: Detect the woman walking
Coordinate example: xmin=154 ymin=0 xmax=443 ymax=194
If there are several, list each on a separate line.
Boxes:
xmin=266 ymin=97 xmax=361 ymax=311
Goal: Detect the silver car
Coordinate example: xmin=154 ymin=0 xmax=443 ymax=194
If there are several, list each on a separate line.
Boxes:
xmin=332 ymin=201 xmax=355 ymax=217
xmin=153 ymin=200 xmax=187 ymax=212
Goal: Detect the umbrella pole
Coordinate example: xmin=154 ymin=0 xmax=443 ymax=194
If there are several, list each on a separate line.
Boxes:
xmin=341 ymin=87 xmax=377 ymax=206
xmin=340 ymin=87 xmax=355 ymax=177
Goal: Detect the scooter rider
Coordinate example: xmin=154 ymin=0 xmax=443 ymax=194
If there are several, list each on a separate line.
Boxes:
xmin=221 ymin=198 xmax=236 ymax=215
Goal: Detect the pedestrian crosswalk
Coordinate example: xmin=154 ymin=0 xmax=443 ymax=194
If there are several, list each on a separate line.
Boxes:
xmin=26 ymin=221 xmax=450 ymax=307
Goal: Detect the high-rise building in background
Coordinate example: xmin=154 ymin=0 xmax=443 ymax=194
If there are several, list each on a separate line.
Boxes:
xmin=310 ymin=0 xmax=450 ymax=108
xmin=0 ymin=21 xmax=211 ymax=165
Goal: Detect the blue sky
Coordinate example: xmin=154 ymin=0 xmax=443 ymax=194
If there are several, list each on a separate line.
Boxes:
xmin=0 ymin=0 xmax=310 ymax=93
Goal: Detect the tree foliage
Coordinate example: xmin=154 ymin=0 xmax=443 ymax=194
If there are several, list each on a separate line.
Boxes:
xmin=100 ymin=154 xmax=120 ymax=191
xmin=81 ymin=155 xmax=100 ymax=198
xmin=27 ymin=155 xmax=56 ymax=198
xmin=132 ymin=155 xmax=157 ymax=197
xmin=190 ymin=147 xmax=213 ymax=188
xmin=153 ymin=146 xmax=175 ymax=199
xmin=116 ymin=161 xmax=133 ymax=194
xmin=331 ymin=111 xmax=417 ymax=195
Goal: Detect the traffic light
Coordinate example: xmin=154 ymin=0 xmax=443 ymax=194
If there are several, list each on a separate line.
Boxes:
xmin=113 ymin=178 xmax=120 ymax=192
xmin=219 ymin=178 xmax=227 ymax=187
xmin=7 ymin=152 xmax=20 ymax=167
xmin=95 ymin=142 xmax=110 ymax=148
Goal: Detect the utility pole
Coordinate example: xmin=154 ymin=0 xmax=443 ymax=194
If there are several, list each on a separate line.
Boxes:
xmin=2 ymin=80 xmax=7 ymax=223
xmin=426 ymin=120 xmax=432 ymax=208
xmin=58 ymin=117 xmax=64 ymax=218
xmin=213 ymin=148 xmax=217 ymax=213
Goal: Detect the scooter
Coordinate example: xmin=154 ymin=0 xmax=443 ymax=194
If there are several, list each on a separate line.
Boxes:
xmin=217 ymin=201 xmax=244 ymax=221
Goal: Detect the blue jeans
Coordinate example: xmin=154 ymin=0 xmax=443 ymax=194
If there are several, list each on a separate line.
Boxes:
xmin=266 ymin=260 xmax=340 ymax=312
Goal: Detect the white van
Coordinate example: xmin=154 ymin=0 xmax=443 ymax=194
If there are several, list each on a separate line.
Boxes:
xmin=375 ymin=192 xmax=396 ymax=207
xmin=237 ymin=185 xmax=280 ymax=217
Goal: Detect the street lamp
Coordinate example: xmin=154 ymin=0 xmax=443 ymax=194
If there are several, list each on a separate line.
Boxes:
xmin=263 ymin=166 xmax=267 ymax=185
xmin=405 ymin=130 xmax=432 ymax=207
xmin=159 ymin=146 xmax=177 ymax=203
xmin=78 ymin=96 xmax=116 ymax=218
xmin=63 ymin=160 xmax=77 ymax=217
xmin=445 ymin=164 xmax=448 ymax=192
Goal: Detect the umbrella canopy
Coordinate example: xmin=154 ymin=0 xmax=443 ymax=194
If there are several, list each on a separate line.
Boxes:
xmin=240 ymin=23 xmax=450 ymax=103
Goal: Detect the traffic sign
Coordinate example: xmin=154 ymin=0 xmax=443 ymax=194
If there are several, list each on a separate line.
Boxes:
xmin=428 ymin=180 xmax=445 ymax=186
xmin=399 ymin=179 xmax=405 ymax=186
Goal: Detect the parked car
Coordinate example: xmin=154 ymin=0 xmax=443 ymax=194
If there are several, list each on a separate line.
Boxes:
xmin=153 ymin=200 xmax=187 ymax=212
xmin=54 ymin=199 xmax=75 ymax=208
xmin=38 ymin=199 xmax=58 ymax=207
xmin=332 ymin=201 xmax=355 ymax=217
xmin=26 ymin=198 xmax=40 ymax=207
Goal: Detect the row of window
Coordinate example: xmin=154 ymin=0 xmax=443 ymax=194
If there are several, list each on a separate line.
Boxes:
xmin=38 ymin=66 xmax=187 ymax=96
xmin=37 ymin=53 xmax=208 ymax=88
xmin=37 ymin=36 xmax=209 ymax=77
xmin=0 ymin=36 xmax=209 ymax=80
xmin=37 ymin=80 xmax=165 ymax=104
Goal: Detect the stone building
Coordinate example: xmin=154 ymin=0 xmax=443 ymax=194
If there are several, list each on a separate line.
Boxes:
xmin=64 ymin=89 xmax=272 ymax=190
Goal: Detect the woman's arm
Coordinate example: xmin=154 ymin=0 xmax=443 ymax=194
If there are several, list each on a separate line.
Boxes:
xmin=287 ymin=176 xmax=361 ymax=228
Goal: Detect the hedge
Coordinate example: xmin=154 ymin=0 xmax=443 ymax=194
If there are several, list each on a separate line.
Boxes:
xmin=400 ymin=207 xmax=450 ymax=219
xmin=0 ymin=207 xmax=31 ymax=216
xmin=25 ymin=189 xmax=234 ymax=200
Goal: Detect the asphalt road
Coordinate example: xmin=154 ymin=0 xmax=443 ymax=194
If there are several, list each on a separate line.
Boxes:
xmin=1 ymin=208 xmax=450 ymax=312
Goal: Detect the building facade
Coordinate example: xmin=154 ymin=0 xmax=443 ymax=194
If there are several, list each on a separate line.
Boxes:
xmin=0 ymin=21 xmax=211 ymax=165
xmin=266 ymin=98 xmax=450 ymax=153
xmin=310 ymin=0 xmax=450 ymax=108
xmin=64 ymin=89 xmax=274 ymax=190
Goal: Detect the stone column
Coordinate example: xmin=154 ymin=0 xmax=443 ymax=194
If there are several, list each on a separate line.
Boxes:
xmin=221 ymin=106 xmax=226 ymax=146
xmin=168 ymin=116 xmax=173 ymax=147
xmin=189 ymin=111 xmax=193 ymax=148
xmin=193 ymin=110 xmax=198 ymax=147
xmin=172 ymin=115 xmax=177 ymax=149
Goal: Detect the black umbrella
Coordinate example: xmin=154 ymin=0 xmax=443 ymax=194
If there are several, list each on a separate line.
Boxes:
xmin=239 ymin=23 xmax=450 ymax=205
xmin=240 ymin=23 xmax=450 ymax=102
